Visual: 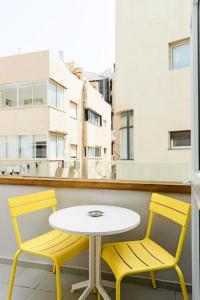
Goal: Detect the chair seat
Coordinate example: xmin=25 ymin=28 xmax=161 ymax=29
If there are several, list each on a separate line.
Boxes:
xmin=102 ymin=238 xmax=176 ymax=280
xmin=21 ymin=230 xmax=89 ymax=265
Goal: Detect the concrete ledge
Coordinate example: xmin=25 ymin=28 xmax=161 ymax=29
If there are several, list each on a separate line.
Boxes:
xmin=0 ymin=176 xmax=191 ymax=193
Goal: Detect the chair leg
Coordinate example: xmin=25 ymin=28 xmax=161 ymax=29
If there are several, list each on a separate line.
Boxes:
xmin=150 ymin=271 xmax=157 ymax=289
xmin=55 ymin=262 xmax=62 ymax=300
xmin=7 ymin=249 xmax=22 ymax=300
xmin=116 ymin=280 xmax=121 ymax=300
xmin=174 ymin=265 xmax=188 ymax=300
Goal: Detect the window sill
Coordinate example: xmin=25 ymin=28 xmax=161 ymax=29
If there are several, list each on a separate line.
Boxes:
xmin=168 ymin=147 xmax=191 ymax=150
xmin=0 ymin=176 xmax=191 ymax=194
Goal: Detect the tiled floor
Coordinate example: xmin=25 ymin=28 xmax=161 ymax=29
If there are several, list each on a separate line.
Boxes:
xmin=0 ymin=263 xmax=192 ymax=300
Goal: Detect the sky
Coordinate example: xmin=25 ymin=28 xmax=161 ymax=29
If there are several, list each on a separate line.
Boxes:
xmin=0 ymin=0 xmax=115 ymax=73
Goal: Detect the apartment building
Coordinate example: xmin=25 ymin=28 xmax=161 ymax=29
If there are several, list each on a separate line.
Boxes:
xmin=0 ymin=51 xmax=111 ymax=179
xmin=113 ymin=0 xmax=191 ymax=181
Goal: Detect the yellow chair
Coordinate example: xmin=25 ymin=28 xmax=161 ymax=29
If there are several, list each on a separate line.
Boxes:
xmin=101 ymin=193 xmax=191 ymax=300
xmin=7 ymin=190 xmax=89 ymax=300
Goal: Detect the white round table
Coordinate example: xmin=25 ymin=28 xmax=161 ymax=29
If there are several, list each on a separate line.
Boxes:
xmin=49 ymin=205 xmax=140 ymax=300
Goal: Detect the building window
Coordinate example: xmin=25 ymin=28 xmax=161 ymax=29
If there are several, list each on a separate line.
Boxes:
xmin=0 ymin=81 xmax=47 ymax=108
xmin=85 ymin=109 xmax=102 ymax=126
xmin=19 ymin=83 xmax=33 ymax=106
xmin=0 ymin=136 xmax=6 ymax=159
xmin=87 ymin=146 xmax=101 ymax=158
xmin=34 ymin=135 xmax=47 ymax=158
xmin=49 ymin=81 xmax=57 ymax=107
xmin=120 ymin=110 xmax=133 ymax=160
xmin=170 ymin=130 xmax=191 ymax=149
xmin=57 ymin=85 xmax=64 ymax=110
xmin=20 ymin=135 xmax=33 ymax=159
xmin=48 ymin=81 xmax=64 ymax=110
xmin=49 ymin=135 xmax=57 ymax=159
xmin=70 ymin=101 xmax=78 ymax=119
xmin=170 ymin=39 xmax=190 ymax=70
xmin=71 ymin=144 xmax=77 ymax=158
xmin=0 ymin=134 xmax=48 ymax=160
xmin=57 ymin=136 xmax=65 ymax=159
xmin=0 ymin=81 xmax=66 ymax=109
xmin=3 ymin=84 xmax=17 ymax=107
xmin=33 ymin=81 xmax=47 ymax=105
xmin=7 ymin=136 xmax=19 ymax=159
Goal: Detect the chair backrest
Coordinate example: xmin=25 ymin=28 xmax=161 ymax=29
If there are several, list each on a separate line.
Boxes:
xmin=146 ymin=193 xmax=191 ymax=262
xmin=8 ymin=190 xmax=57 ymax=246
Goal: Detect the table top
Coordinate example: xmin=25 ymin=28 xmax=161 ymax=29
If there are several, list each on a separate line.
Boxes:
xmin=49 ymin=205 xmax=140 ymax=236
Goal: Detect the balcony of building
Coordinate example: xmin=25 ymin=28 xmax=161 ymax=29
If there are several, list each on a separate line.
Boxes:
xmin=0 ymin=178 xmax=192 ymax=300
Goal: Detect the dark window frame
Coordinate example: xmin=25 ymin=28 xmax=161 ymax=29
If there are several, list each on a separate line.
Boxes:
xmin=85 ymin=109 xmax=102 ymax=126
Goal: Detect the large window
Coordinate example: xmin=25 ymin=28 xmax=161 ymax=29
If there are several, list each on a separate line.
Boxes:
xmin=120 ymin=111 xmax=133 ymax=160
xmin=0 ymin=135 xmax=47 ymax=160
xmin=170 ymin=39 xmax=190 ymax=70
xmin=85 ymin=109 xmax=102 ymax=126
xmin=0 ymin=81 xmax=47 ymax=108
xmin=0 ymin=80 xmax=65 ymax=109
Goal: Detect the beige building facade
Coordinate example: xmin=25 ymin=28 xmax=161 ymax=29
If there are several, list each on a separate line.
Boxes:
xmin=113 ymin=0 xmax=191 ymax=181
xmin=0 ymin=51 xmax=111 ymax=179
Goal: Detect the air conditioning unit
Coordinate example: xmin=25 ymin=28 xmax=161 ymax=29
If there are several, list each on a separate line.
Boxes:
xmin=74 ymin=160 xmax=80 ymax=169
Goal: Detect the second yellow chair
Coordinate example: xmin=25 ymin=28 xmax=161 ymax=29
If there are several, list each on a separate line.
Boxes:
xmin=7 ymin=189 xmax=89 ymax=300
xmin=101 ymin=193 xmax=191 ymax=300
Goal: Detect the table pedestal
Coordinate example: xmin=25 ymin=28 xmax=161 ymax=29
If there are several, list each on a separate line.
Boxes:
xmin=71 ymin=236 xmax=111 ymax=300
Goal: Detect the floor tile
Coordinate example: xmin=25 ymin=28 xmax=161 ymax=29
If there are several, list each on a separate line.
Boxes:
xmin=14 ymin=268 xmax=48 ymax=288
xmin=25 ymin=289 xmax=56 ymax=300
xmin=36 ymin=271 xmax=86 ymax=296
xmin=120 ymin=283 xmax=176 ymax=300
xmin=63 ymin=288 xmax=100 ymax=300
xmin=0 ymin=263 xmax=192 ymax=300
xmin=0 ymin=263 xmax=25 ymax=284
xmin=0 ymin=284 xmax=33 ymax=300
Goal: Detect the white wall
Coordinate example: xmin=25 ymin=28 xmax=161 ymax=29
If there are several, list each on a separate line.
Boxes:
xmin=0 ymin=185 xmax=191 ymax=284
